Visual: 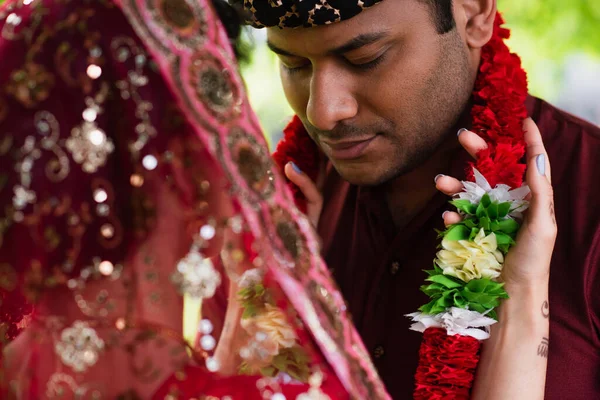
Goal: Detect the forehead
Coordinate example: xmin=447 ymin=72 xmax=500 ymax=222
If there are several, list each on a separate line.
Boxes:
xmin=266 ymin=0 xmax=432 ymax=55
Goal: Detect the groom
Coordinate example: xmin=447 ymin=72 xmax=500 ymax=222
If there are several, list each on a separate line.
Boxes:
xmin=241 ymin=0 xmax=600 ymax=398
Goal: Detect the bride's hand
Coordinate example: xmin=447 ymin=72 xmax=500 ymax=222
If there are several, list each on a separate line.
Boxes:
xmin=435 ymin=118 xmax=556 ymax=288
xmin=284 ymin=162 xmax=324 ymax=228
xmin=436 ymin=118 xmax=554 ymax=400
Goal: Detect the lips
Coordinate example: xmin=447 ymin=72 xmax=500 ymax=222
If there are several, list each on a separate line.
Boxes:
xmin=322 ymin=137 xmax=377 ymax=160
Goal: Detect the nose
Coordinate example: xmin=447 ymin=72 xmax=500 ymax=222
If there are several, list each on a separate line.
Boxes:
xmin=306 ymin=65 xmax=358 ymax=131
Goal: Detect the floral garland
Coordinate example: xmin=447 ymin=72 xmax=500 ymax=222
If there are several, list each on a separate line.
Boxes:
xmin=272 ymin=14 xmax=528 ymax=399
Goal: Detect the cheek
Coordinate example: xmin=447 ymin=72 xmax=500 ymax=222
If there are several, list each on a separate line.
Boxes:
xmin=280 ymin=69 xmax=310 ymax=116
xmin=361 ymin=44 xmax=442 ymax=124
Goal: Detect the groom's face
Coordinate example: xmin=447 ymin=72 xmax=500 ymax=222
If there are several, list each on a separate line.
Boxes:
xmin=267 ymin=0 xmax=477 ymax=186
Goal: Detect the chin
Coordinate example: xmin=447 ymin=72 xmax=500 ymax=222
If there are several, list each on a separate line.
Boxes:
xmin=333 ymin=163 xmax=388 ymax=187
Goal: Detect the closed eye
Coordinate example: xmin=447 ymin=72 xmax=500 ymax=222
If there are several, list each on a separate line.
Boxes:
xmin=346 ymin=53 xmax=387 ymax=71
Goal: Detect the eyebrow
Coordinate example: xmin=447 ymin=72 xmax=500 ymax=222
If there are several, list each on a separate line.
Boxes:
xmin=267 ymin=31 xmax=390 ymax=57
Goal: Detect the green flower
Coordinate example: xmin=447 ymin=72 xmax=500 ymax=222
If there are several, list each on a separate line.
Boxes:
xmin=419 ymin=266 xmax=509 ymax=320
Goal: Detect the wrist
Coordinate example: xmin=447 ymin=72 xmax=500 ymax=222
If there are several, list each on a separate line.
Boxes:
xmin=496 ymin=281 xmax=549 ymax=335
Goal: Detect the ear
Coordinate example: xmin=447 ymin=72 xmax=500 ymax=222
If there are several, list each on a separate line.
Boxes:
xmin=455 ymin=0 xmax=497 ymax=49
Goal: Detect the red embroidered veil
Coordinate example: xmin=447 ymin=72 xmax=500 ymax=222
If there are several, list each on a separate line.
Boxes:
xmin=0 ymin=0 xmax=389 ymax=398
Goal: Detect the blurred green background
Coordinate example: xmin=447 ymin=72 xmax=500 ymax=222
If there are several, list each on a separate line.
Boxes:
xmin=242 ymin=0 xmax=600 ymax=148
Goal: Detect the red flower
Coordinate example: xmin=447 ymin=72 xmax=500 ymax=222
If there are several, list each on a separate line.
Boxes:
xmin=272 ymin=116 xmax=320 ymax=213
xmin=414 ymin=328 xmax=481 ymax=400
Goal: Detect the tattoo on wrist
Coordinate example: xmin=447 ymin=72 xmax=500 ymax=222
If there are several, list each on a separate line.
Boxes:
xmin=537 ymin=337 xmax=549 ymax=358
xmin=542 ymin=301 xmax=550 ymax=318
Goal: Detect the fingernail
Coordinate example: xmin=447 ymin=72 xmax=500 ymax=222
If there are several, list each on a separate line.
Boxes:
xmin=536 ymin=154 xmax=546 ymax=175
xmin=291 ymin=162 xmax=302 ymax=174
xmin=434 ymin=174 xmax=445 ymax=183
xmin=442 ymin=211 xmax=449 ymax=219
xmin=457 ymin=128 xmax=468 ymax=137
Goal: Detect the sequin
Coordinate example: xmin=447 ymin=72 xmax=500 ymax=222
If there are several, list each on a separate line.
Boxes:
xmin=13 ymin=185 xmax=36 ymax=210
xmin=67 ymin=122 xmax=114 ymax=173
xmin=308 ymin=281 xmax=342 ymax=332
xmin=142 ymin=154 xmax=158 ymax=170
xmin=31 ymin=111 xmax=70 ymax=183
xmin=200 ymin=335 xmax=216 ymax=351
xmin=96 ymin=204 xmax=110 ymax=217
xmin=86 ymin=64 xmax=102 ymax=80
xmin=111 ymin=37 xmax=157 ymax=156
xmin=54 ymin=321 xmax=105 ymax=372
xmin=205 ymin=357 xmax=220 ymax=372
xmin=225 ymin=128 xmax=274 ymax=199
xmin=88 ymin=129 xmax=107 ymax=146
xmin=268 ymin=207 xmax=311 ymax=276
xmin=100 ymin=223 xmax=115 ymax=239
xmin=6 ymin=13 xmax=22 ymax=26
xmin=93 ymin=189 xmax=108 ymax=203
xmin=82 ymin=108 xmax=98 ymax=122
xmin=98 ymin=261 xmax=114 ymax=276
xmin=198 ymin=319 xmax=213 ymax=335
xmin=171 ymin=249 xmax=221 ymax=299
xmin=90 ymin=47 xmax=102 ymax=58
xmin=147 ymin=0 xmax=207 ymax=50
xmin=189 ymin=52 xmax=240 ymax=121
xmin=130 ymin=174 xmax=144 ymax=187
xmin=115 ymin=318 xmax=126 ymax=330
xmin=199 ymin=224 xmax=215 ymax=240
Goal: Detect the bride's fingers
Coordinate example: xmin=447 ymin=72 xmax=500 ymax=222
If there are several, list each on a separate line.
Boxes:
xmin=435 ymin=174 xmax=463 ymax=196
xmin=522 ymin=119 xmax=556 ymax=237
xmin=524 ymin=118 xmax=552 ymax=184
xmin=457 ymin=128 xmax=488 ymax=159
xmin=443 ymin=211 xmax=462 ymax=227
xmin=285 ymin=162 xmax=322 ymax=208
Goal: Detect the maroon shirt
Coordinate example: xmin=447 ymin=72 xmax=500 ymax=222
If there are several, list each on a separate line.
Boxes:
xmin=318 ymin=96 xmax=600 ymax=399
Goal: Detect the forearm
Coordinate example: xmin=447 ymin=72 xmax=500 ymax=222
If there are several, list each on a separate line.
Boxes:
xmin=472 ymin=283 xmax=549 ymax=400
xmin=213 ymin=281 xmax=246 ymax=374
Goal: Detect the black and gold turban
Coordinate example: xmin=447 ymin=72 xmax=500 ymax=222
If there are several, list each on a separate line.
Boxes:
xmin=240 ymin=0 xmax=384 ymax=28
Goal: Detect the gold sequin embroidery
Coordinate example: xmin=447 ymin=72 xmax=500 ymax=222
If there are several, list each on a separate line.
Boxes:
xmin=227 ymin=127 xmax=274 ymax=199
xmin=189 ymin=52 xmax=241 ymax=122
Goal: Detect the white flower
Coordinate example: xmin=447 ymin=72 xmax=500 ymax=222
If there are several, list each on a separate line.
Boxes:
xmin=54 ymin=321 xmax=105 ymax=372
xmin=406 ymin=307 xmax=497 ymax=340
xmin=436 ymin=228 xmax=504 ymax=282
xmin=238 ymin=268 xmax=264 ymax=289
xmin=458 ymin=168 xmax=530 ymax=218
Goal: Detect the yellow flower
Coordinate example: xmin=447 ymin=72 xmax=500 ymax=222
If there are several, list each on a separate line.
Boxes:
xmin=436 ymin=228 xmax=504 ymax=282
xmin=241 ymin=304 xmax=297 ymax=354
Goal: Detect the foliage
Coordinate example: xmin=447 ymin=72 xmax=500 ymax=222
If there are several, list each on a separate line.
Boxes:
xmin=442 ymin=194 xmax=521 ymax=253
xmin=419 ymin=266 xmax=509 ymax=320
xmin=499 ymin=0 xmax=600 ymax=101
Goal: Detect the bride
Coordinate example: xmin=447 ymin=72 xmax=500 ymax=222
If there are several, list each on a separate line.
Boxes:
xmin=0 ymin=0 xmax=555 ymax=399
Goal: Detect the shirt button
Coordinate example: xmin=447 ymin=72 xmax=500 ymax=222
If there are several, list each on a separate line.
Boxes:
xmin=373 ymin=345 xmax=385 ymax=359
xmin=390 ymin=261 xmax=400 ymax=275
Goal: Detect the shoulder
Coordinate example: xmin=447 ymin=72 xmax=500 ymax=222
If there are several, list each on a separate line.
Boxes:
xmin=528 ymin=95 xmax=600 ymax=146
xmin=527 ymin=96 xmax=600 ymax=187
